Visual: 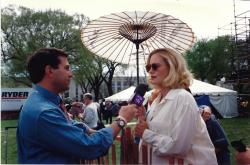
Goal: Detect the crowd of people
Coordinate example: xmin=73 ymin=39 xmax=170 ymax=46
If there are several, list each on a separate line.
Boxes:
xmin=62 ymin=96 xmax=125 ymax=129
xmin=17 ymin=47 xmax=250 ymax=164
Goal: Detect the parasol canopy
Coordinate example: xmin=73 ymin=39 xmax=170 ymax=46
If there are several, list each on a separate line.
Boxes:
xmin=81 ymin=11 xmax=196 ymax=84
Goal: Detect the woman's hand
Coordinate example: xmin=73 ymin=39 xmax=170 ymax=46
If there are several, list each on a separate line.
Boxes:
xmin=135 ymin=106 xmax=146 ymax=121
xmin=134 ymin=119 xmax=148 ymax=138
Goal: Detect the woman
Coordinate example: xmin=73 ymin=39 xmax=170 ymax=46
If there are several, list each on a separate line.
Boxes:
xmin=134 ymin=48 xmax=217 ymax=165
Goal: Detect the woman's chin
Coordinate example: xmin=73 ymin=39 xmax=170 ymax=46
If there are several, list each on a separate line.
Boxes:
xmin=149 ymin=79 xmax=154 ymax=84
xmin=150 ymin=81 xmax=158 ymax=86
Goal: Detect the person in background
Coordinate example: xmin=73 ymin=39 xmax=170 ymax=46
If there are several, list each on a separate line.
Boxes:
xmin=81 ymin=93 xmax=99 ymax=129
xmin=94 ymin=101 xmax=102 ymax=122
xmin=69 ymin=101 xmax=84 ymax=121
xmin=17 ymin=48 xmax=137 ymax=164
xmin=199 ymin=105 xmax=230 ymax=165
xmin=111 ymin=102 xmax=120 ymax=117
xmin=239 ymin=98 xmax=249 ymax=117
xmin=105 ymin=101 xmax=113 ymax=124
xmin=99 ymin=98 xmax=106 ymax=121
xmin=65 ymin=103 xmax=72 ymax=112
xmin=236 ymin=148 xmax=250 ymax=164
xmin=134 ymin=48 xmax=217 ymax=164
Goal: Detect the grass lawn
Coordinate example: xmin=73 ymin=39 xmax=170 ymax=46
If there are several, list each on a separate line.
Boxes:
xmin=1 ymin=117 xmax=250 ymax=164
xmin=1 ymin=119 xmax=18 ymax=164
xmin=220 ymin=117 xmax=250 ymax=165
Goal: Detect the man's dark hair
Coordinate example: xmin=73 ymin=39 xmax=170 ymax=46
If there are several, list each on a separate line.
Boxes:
xmin=27 ymin=48 xmax=68 ymax=84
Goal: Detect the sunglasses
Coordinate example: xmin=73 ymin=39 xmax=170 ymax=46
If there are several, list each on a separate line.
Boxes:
xmin=146 ymin=63 xmax=161 ymax=72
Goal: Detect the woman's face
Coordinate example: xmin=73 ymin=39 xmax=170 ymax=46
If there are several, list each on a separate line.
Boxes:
xmin=147 ymin=53 xmax=169 ymax=87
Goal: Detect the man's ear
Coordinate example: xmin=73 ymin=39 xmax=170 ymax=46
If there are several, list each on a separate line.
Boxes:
xmin=44 ymin=65 xmax=54 ymax=77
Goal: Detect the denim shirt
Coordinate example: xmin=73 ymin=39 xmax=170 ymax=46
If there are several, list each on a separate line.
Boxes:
xmin=17 ymin=85 xmax=113 ymax=164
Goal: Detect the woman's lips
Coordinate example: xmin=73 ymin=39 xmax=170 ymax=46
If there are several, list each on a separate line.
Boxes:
xmin=151 ymin=76 xmax=156 ymax=79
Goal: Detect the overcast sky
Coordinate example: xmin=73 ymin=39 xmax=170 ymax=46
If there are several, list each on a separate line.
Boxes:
xmin=2 ymin=0 xmax=250 ymax=39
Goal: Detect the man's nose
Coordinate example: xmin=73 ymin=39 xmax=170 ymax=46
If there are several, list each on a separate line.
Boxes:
xmin=69 ymin=71 xmax=73 ymax=78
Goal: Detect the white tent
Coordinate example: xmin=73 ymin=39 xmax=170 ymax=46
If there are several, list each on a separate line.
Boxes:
xmin=190 ymin=79 xmax=236 ymax=96
xmin=190 ymin=79 xmax=238 ymax=118
xmin=105 ymin=80 xmax=238 ymax=118
xmin=105 ymin=86 xmax=136 ymax=102
xmin=105 ymin=86 xmax=151 ymax=106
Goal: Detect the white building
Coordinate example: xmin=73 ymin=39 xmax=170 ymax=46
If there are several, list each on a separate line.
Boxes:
xmin=63 ymin=65 xmax=148 ymax=101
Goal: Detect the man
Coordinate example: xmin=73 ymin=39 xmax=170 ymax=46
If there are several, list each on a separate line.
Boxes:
xmin=69 ymin=101 xmax=83 ymax=120
xmin=199 ymin=105 xmax=230 ymax=165
xmin=105 ymin=101 xmax=113 ymax=124
xmin=82 ymin=93 xmax=99 ymax=129
xmin=17 ymin=48 xmax=137 ymax=164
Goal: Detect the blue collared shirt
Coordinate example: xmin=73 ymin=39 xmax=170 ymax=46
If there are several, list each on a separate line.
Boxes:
xmin=17 ymin=85 xmax=113 ymax=164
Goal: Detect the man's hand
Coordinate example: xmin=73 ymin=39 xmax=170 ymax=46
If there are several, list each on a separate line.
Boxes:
xmin=87 ymin=128 xmax=97 ymax=135
xmin=109 ymin=104 xmax=137 ymax=138
xmin=118 ymin=104 xmax=137 ymax=122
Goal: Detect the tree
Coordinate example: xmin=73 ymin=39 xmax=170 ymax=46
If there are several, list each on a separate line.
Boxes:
xmin=72 ymin=48 xmax=104 ymax=100
xmin=186 ymin=36 xmax=234 ymax=84
xmin=1 ymin=5 xmax=125 ymax=100
xmin=1 ymin=5 xmax=89 ymax=87
xmin=101 ymin=61 xmax=120 ymax=96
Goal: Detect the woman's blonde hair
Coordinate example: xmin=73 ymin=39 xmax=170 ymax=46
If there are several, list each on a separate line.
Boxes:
xmin=147 ymin=48 xmax=193 ymax=89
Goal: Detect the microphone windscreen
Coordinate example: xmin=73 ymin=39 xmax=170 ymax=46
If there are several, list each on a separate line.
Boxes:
xmin=128 ymin=84 xmax=148 ymax=106
xmin=134 ymin=84 xmax=148 ymax=96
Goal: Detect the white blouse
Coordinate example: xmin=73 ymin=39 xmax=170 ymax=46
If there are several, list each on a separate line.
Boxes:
xmin=139 ymin=89 xmax=217 ymax=165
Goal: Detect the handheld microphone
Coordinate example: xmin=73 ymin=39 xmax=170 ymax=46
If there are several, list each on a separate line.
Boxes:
xmin=128 ymin=84 xmax=148 ymax=106
xmin=128 ymin=84 xmax=148 ymax=144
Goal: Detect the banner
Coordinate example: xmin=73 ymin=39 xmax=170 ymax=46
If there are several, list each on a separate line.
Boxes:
xmin=1 ymin=88 xmax=33 ymax=111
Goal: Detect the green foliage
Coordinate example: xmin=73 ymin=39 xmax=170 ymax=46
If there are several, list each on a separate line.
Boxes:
xmin=220 ymin=118 xmax=250 ymax=165
xmin=186 ymin=36 xmax=234 ymax=84
xmin=71 ymin=42 xmax=120 ymax=99
xmin=1 ymin=5 xmax=119 ymax=99
xmin=71 ymin=46 xmax=95 ymax=84
xmin=1 ymin=5 xmax=89 ymax=87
